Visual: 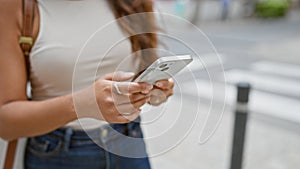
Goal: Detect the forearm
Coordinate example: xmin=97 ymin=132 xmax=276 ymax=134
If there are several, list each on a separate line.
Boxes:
xmin=0 ymin=94 xmax=77 ymax=141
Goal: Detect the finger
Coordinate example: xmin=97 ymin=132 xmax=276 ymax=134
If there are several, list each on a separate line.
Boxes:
xmin=130 ymin=93 xmax=151 ymax=103
xmin=148 ymin=89 xmax=167 ymax=106
xmin=113 ymin=93 xmax=150 ymax=105
xmin=131 ymin=96 xmax=151 ymax=108
xmin=101 ymin=105 xmax=140 ymax=123
xmin=117 ymin=97 xmax=150 ymax=113
xmin=166 ymin=88 xmax=174 ymax=97
xmin=160 ymin=88 xmax=174 ymax=98
xmin=115 ymin=82 xmax=153 ymax=94
xmin=104 ymin=109 xmax=141 ymax=124
xmin=155 ymin=78 xmax=174 ymax=90
xmin=104 ymin=71 xmax=135 ymax=81
xmin=116 ymin=110 xmax=141 ymax=123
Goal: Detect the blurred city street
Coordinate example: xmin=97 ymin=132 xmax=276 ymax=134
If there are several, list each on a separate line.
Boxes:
xmin=144 ymin=1 xmax=300 ymax=169
xmin=1 ymin=1 xmax=300 ymax=169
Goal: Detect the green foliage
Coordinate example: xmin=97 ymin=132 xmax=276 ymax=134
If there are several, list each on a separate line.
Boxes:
xmin=255 ymin=0 xmax=290 ymax=18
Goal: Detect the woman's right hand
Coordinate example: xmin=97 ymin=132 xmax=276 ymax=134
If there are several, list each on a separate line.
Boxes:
xmin=74 ymin=72 xmax=153 ymax=123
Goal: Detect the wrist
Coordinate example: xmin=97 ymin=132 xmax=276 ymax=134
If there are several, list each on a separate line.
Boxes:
xmin=71 ymin=85 xmax=104 ymax=120
xmin=63 ymin=93 xmax=78 ymax=121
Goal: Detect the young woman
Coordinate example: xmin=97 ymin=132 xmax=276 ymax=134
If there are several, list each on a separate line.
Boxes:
xmin=0 ymin=0 xmax=174 ymax=168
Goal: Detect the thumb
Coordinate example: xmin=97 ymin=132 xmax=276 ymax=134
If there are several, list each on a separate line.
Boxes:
xmin=104 ymin=71 xmax=135 ymax=82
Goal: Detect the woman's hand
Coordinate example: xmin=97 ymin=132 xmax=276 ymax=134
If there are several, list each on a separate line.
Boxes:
xmin=74 ymin=72 xmax=153 ymax=123
xmin=148 ymin=78 xmax=174 ymax=106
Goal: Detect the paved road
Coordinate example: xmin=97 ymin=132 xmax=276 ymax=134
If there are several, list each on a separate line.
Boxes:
xmin=145 ymin=10 xmax=300 ymax=169
xmin=159 ymin=10 xmax=300 ymax=123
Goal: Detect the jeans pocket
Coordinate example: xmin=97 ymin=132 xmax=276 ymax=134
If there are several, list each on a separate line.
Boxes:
xmin=27 ymin=135 xmax=63 ymax=158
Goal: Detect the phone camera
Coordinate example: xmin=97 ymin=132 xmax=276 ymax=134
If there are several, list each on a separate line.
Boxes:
xmin=159 ymin=63 xmax=168 ymax=69
xmin=160 ymin=67 xmax=169 ymax=72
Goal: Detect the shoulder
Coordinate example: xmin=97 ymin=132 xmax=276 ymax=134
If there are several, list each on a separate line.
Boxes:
xmin=0 ymin=0 xmax=22 ymax=37
xmin=0 ymin=0 xmax=22 ymax=19
xmin=0 ymin=0 xmax=22 ymax=11
xmin=0 ymin=0 xmax=21 ymax=8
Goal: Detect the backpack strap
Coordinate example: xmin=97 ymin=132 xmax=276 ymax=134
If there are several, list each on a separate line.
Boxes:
xmin=19 ymin=0 xmax=35 ymax=56
xmin=4 ymin=1 xmax=35 ymax=169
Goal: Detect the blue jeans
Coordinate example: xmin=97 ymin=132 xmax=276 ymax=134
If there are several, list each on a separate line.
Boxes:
xmin=24 ymin=121 xmax=151 ymax=169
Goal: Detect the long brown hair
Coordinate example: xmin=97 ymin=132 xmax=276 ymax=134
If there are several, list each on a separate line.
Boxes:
xmin=107 ymin=0 xmax=158 ymax=70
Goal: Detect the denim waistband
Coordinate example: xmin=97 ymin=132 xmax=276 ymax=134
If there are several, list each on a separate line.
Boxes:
xmin=49 ymin=119 xmax=141 ymax=141
xmin=28 ymin=118 xmax=145 ymax=160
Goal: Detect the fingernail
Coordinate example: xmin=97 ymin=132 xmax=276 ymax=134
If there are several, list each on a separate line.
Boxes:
xmin=156 ymin=82 xmax=163 ymax=88
xmin=147 ymin=84 xmax=153 ymax=90
xmin=142 ymin=90 xmax=150 ymax=94
xmin=125 ymin=72 xmax=135 ymax=77
xmin=141 ymin=84 xmax=153 ymax=94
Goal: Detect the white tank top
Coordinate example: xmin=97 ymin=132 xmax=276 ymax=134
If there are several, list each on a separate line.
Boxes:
xmin=30 ymin=0 xmax=138 ymax=130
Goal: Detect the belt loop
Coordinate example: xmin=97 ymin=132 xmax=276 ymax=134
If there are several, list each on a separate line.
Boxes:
xmin=63 ymin=128 xmax=73 ymax=152
xmin=124 ymin=124 xmax=129 ymax=136
xmin=99 ymin=126 xmax=110 ymax=169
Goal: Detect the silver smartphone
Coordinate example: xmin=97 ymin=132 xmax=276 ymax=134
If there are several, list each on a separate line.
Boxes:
xmin=132 ymin=55 xmax=193 ymax=84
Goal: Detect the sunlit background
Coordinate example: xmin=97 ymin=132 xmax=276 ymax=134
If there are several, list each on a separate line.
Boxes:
xmin=144 ymin=0 xmax=300 ymax=169
xmin=1 ymin=0 xmax=299 ymax=169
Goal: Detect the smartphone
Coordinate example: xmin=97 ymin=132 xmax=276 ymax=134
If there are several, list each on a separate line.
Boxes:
xmin=132 ymin=55 xmax=193 ymax=84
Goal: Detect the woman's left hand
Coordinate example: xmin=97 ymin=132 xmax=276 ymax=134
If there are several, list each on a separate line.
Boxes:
xmin=148 ymin=78 xmax=174 ymax=106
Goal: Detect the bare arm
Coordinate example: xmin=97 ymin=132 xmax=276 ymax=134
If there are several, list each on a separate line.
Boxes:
xmin=0 ymin=0 xmax=153 ymax=141
xmin=0 ymin=0 xmax=77 ymax=141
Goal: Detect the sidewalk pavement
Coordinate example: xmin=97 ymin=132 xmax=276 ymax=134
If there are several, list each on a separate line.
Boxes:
xmin=144 ymin=93 xmax=300 ymax=169
xmin=144 ymin=4 xmax=300 ymax=168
